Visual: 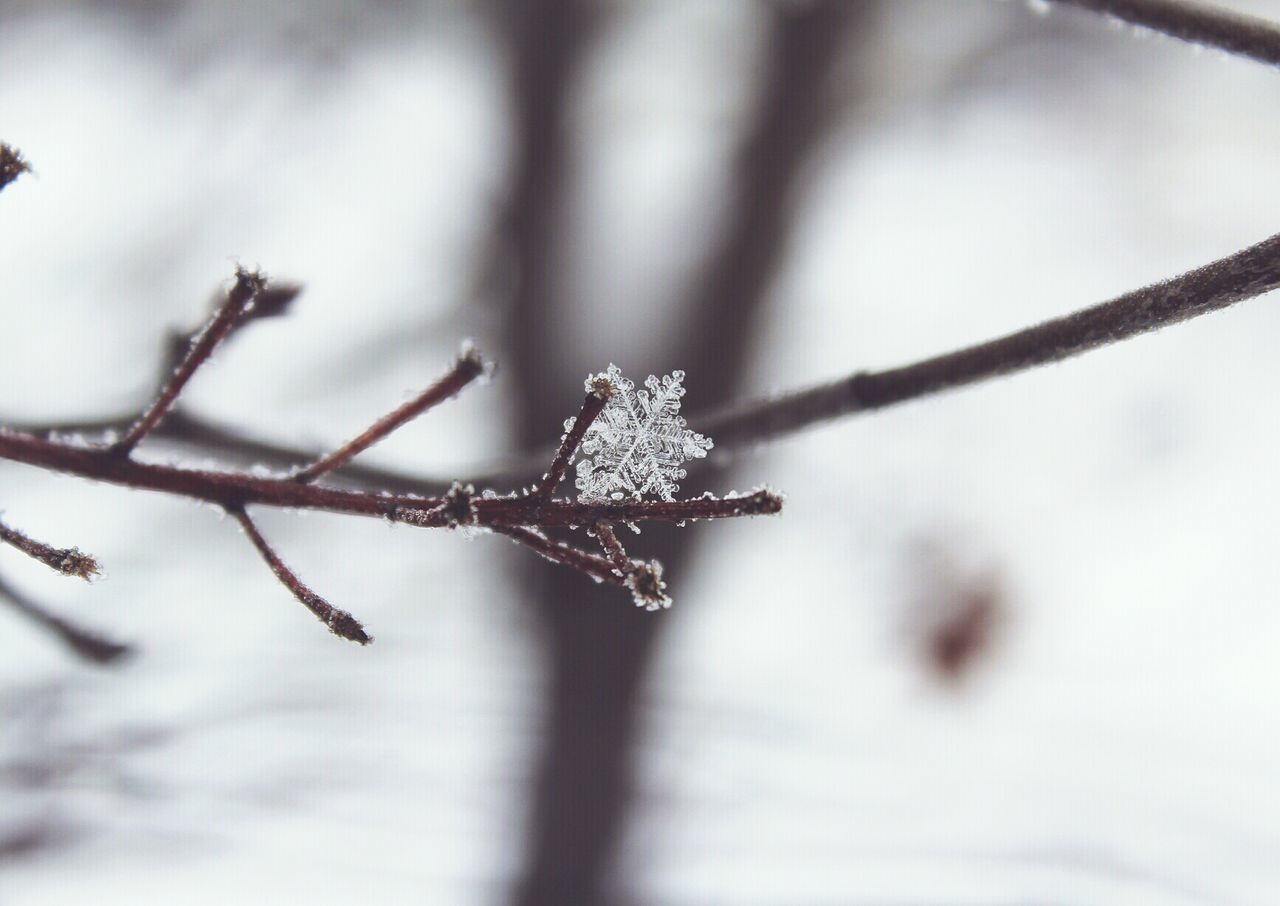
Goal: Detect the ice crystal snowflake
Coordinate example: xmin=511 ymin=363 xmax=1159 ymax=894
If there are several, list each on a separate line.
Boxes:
xmin=570 ymin=365 xmax=713 ymax=503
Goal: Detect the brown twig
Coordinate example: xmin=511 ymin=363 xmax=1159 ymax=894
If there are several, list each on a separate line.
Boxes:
xmin=701 ymin=229 xmax=1280 ymax=450
xmin=0 ymin=517 xmax=100 ymax=580
xmin=1050 ymin=0 xmax=1280 ymax=68
xmin=112 ymin=267 xmax=266 ymax=455
xmin=0 ymin=429 xmax=781 ymax=528
xmin=3 ymin=410 xmax=463 ymax=496
xmin=530 ymin=375 xmax=614 ymax=503
xmin=495 ymin=525 xmax=623 ymax=586
xmin=593 ymin=521 xmax=669 ymax=611
xmin=292 ymin=346 xmax=488 ymax=484
xmin=229 ymin=506 xmax=371 ymax=644
xmin=592 ymin=521 xmax=633 ymax=578
xmin=0 ymin=574 xmax=132 ymax=666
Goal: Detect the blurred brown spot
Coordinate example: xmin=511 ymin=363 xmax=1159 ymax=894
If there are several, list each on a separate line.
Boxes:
xmin=905 ymin=541 xmax=1007 ymax=685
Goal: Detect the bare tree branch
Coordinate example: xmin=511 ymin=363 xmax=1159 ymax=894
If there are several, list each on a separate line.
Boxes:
xmin=229 ymin=506 xmax=371 ymax=644
xmin=1050 ymin=0 xmax=1280 ymax=68
xmin=292 ymin=346 xmax=488 ymax=484
xmin=112 ymin=267 xmax=266 ymax=455
xmin=530 ymin=376 xmax=613 ymax=503
xmin=701 ymin=230 xmax=1280 ymax=450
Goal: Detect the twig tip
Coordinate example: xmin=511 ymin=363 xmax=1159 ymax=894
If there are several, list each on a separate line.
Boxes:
xmin=627 ymin=560 xmax=672 ymax=612
xmin=328 ymin=609 xmax=373 ymax=645
xmin=59 ymin=549 xmax=101 ymax=582
xmin=589 ymin=374 xmax=616 ymax=401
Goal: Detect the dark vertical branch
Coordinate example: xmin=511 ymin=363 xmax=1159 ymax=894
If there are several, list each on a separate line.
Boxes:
xmin=499 ymin=3 xmax=872 ymax=904
xmin=667 ymin=2 xmax=869 ymax=396
xmin=484 ymin=1 xmax=631 ymax=902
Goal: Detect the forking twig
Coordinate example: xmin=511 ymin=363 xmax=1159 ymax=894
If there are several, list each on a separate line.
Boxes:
xmin=0 ymin=157 xmax=780 ymax=643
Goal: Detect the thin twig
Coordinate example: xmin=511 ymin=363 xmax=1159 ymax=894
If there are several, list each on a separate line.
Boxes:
xmin=0 ymin=428 xmax=782 ymax=528
xmin=494 ymin=525 xmax=624 ymax=587
xmin=593 ymin=521 xmax=633 ymax=578
xmin=3 ymin=410 xmax=463 ymax=496
xmin=592 ymin=522 xmax=669 ymax=611
xmin=112 ymin=268 xmax=265 ymax=455
xmin=701 ymin=230 xmax=1280 ymax=449
xmin=531 ymin=376 xmax=614 ymax=502
xmin=229 ymin=506 xmax=371 ymax=644
xmin=292 ymin=347 xmax=488 ymax=484
xmin=0 ymin=573 xmax=132 ymax=665
xmin=1050 ymin=0 xmax=1280 ymax=68
xmin=0 ymin=518 xmax=100 ymax=580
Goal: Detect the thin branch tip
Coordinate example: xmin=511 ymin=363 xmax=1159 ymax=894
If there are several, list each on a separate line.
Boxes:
xmin=327 ymin=609 xmax=373 ymax=645
xmin=293 ymin=353 xmax=488 ymax=484
xmin=0 ymin=519 xmax=102 ymax=581
xmin=230 ymin=506 xmax=372 ymax=645
xmin=589 ymin=374 xmax=616 ymax=401
xmin=458 ymin=341 xmax=492 ymax=378
xmin=533 ymin=382 xmax=612 ymax=501
xmin=113 ymin=264 xmax=270 ymax=455
xmin=58 ymin=549 xmax=101 ymax=581
xmin=627 ymin=560 xmax=671 ymax=612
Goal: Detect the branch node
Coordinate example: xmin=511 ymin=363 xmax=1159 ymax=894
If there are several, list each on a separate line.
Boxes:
xmin=440 ymin=481 xmax=478 ymax=528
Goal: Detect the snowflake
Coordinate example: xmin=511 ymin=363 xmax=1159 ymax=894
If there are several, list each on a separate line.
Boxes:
xmin=570 ymin=364 xmax=713 ymax=502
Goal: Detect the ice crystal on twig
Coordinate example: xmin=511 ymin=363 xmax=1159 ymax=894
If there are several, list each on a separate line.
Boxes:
xmin=572 ymin=365 xmax=713 ymax=503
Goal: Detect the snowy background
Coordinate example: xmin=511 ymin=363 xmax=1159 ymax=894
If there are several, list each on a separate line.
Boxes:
xmin=3 ymin=1 xmax=1280 ymax=903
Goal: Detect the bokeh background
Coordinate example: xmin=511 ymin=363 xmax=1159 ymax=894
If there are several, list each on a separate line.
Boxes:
xmin=3 ymin=1 xmax=1280 ymax=903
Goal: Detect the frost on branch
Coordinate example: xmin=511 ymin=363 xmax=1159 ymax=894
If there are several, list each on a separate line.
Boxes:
xmin=571 ymin=365 xmax=713 ymax=503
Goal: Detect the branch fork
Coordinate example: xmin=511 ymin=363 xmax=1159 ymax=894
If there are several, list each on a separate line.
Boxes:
xmin=0 ymin=182 xmax=779 ymax=644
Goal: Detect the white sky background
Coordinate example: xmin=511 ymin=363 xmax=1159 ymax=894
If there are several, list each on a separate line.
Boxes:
xmin=3 ymin=1 xmax=1280 ymax=904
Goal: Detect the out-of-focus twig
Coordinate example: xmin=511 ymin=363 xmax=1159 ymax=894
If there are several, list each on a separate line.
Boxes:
xmin=0 ymin=574 xmax=132 ymax=666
